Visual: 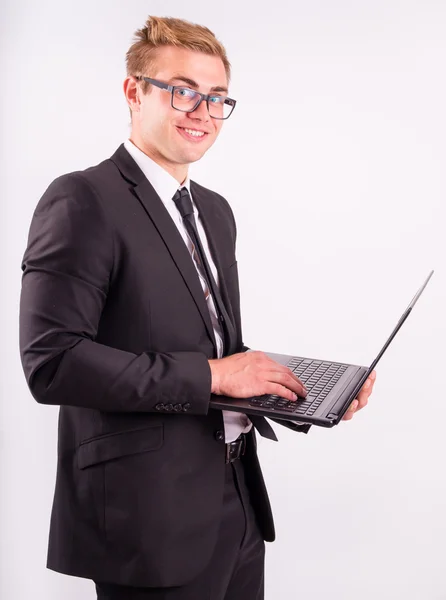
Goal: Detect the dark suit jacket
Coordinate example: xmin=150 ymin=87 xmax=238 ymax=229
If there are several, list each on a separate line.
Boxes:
xmin=19 ymin=144 xmax=276 ymax=588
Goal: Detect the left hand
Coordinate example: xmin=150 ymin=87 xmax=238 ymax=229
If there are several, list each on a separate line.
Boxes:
xmin=342 ymin=370 xmax=376 ymax=421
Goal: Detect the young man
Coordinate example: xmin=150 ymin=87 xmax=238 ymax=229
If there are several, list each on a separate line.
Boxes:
xmin=19 ymin=16 xmax=375 ymax=600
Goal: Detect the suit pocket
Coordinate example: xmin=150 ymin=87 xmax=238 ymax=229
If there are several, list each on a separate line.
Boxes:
xmin=77 ymin=425 xmax=163 ymax=469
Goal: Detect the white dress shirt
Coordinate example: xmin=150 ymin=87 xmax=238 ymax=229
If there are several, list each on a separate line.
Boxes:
xmin=124 ymin=139 xmax=252 ymax=443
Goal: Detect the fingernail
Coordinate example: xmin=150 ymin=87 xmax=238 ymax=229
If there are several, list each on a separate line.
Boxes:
xmin=292 ymin=393 xmax=298 ymax=401
xmin=364 ymin=380 xmax=371 ymax=389
xmin=350 ymin=400 xmax=358 ymax=411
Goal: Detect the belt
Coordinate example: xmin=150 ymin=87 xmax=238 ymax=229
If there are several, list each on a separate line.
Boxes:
xmin=225 ymin=433 xmax=247 ymax=464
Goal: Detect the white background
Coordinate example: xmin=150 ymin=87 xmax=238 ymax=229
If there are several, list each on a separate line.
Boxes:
xmin=1 ymin=1 xmax=445 ymax=598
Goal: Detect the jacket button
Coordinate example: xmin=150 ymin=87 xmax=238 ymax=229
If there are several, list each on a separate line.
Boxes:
xmin=173 ymin=403 xmax=182 ymax=412
xmin=214 ymin=430 xmax=225 ymax=442
xmin=155 ymin=403 xmax=164 ymax=411
xmin=165 ymin=403 xmax=173 ymax=412
xmin=183 ymin=403 xmax=191 ymax=412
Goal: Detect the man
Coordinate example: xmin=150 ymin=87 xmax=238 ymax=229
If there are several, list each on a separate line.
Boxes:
xmin=19 ymin=15 xmax=375 ymax=600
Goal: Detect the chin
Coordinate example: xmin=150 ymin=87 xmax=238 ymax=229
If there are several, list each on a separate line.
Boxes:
xmin=180 ymin=149 xmax=207 ymax=164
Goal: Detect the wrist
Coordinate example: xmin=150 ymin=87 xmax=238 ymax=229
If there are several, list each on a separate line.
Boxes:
xmin=208 ymin=359 xmax=222 ymax=395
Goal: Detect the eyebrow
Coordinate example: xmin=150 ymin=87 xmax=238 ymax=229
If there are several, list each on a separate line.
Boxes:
xmin=169 ymin=74 xmax=228 ymax=94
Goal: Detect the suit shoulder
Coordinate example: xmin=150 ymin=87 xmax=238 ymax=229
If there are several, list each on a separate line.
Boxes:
xmin=35 ymin=157 xmax=115 ymax=215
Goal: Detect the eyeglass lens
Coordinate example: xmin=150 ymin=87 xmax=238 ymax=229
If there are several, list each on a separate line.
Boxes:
xmin=172 ymin=87 xmax=234 ymax=119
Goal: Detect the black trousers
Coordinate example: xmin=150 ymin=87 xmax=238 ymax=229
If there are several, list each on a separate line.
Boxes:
xmin=94 ymin=452 xmax=265 ymax=600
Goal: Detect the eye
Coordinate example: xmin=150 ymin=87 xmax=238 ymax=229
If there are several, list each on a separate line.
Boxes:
xmin=175 ymin=87 xmax=196 ymax=98
xmin=209 ymin=95 xmax=224 ymax=104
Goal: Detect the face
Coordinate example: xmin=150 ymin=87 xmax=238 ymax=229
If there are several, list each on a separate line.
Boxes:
xmin=124 ymin=46 xmax=229 ymax=182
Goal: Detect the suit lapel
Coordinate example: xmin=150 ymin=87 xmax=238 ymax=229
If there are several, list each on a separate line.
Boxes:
xmin=109 ymin=144 xmax=217 ymax=354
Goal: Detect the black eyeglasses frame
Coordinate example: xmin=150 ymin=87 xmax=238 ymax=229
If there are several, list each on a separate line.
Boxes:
xmin=134 ymin=76 xmax=236 ymax=120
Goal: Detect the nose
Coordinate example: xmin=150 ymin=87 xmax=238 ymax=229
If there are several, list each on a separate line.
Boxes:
xmin=189 ymin=98 xmax=211 ymax=123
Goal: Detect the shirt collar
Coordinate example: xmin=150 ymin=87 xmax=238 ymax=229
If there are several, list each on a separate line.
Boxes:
xmin=123 ymin=139 xmax=191 ymax=206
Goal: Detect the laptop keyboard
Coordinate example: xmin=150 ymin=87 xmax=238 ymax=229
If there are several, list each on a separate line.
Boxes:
xmin=249 ymin=357 xmax=349 ymax=416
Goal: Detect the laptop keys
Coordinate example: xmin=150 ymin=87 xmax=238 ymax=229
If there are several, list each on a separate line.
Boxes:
xmin=248 ymin=359 xmax=349 ymax=415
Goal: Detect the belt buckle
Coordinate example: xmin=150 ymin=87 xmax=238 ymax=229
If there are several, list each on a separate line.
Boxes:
xmin=225 ymin=434 xmax=246 ymax=464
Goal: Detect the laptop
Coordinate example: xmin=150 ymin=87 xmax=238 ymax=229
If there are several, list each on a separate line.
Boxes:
xmin=210 ymin=271 xmax=434 ymax=428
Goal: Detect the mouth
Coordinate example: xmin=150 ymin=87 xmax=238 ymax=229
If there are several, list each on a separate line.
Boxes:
xmin=176 ymin=126 xmax=210 ymax=143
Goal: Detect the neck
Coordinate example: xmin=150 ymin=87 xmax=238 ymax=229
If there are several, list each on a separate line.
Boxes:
xmin=128 ymin=136 xmax=188 ymax=184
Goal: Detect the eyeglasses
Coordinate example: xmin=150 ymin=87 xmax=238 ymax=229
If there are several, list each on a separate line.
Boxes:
xmin=135 ymin=76 xmax=236 ymax=120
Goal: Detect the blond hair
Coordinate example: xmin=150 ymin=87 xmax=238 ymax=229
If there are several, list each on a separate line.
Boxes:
xmin=126 ymin=16 xmax=231 ymax=102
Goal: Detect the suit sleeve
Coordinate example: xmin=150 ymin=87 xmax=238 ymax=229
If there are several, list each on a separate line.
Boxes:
xmin=19 ymin=174 xmax=212 ymax=414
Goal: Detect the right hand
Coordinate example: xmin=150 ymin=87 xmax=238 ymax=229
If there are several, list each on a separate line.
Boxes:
xmin=208 ymin=350 xmax=308 ymax=402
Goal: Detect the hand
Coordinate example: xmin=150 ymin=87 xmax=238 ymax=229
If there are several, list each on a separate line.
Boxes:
xmin=208 ymin=351 xmax=308 ymax=401
xmin=342 ymin=370 xmax=376 ymax=421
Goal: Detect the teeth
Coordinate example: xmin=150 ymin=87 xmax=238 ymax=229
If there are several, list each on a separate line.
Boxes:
xmin=183 ymin=128 xmax=205 ymax=137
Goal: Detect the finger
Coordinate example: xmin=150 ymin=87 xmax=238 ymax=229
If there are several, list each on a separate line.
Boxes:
xmin=356 ymin=384 xmax=371 ymax=400
xmin=342 ymin=400 xmax=358 ymax=420
xmin=355 ymin=395 xmax=369 ymax=411
xmin=266 ymin=359 xmax=309 ymax=393
xmin=355 ymin=377 xmax=375 ymax=408
xmin=266 ymin=370 xmax=307 ymax=398
xmin=351 ymin=388 xmax=369 ymax=411
xmin=273 ymin=365 xmax=309 ymax=395
xmin=287 ymin=371 xmax=308 ymax=394
xmin=362 ymin=377 xmax=374 ymax=392
xmin=263 ymin=382 xmax=299 ymax=402
xmin=355 ymin=379 xmax=373 ymax=402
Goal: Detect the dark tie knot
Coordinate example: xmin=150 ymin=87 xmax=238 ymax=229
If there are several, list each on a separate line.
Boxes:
xmin=172 ymin=187 xmax=194 ymax=219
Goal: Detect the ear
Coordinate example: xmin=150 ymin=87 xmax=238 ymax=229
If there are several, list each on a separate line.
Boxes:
xmin=123 ymin=76 xmax=141 ymax=115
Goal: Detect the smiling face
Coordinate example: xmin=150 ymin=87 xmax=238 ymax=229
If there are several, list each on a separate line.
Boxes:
xmin=124 ymin=45 xmax=229 ymax=183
